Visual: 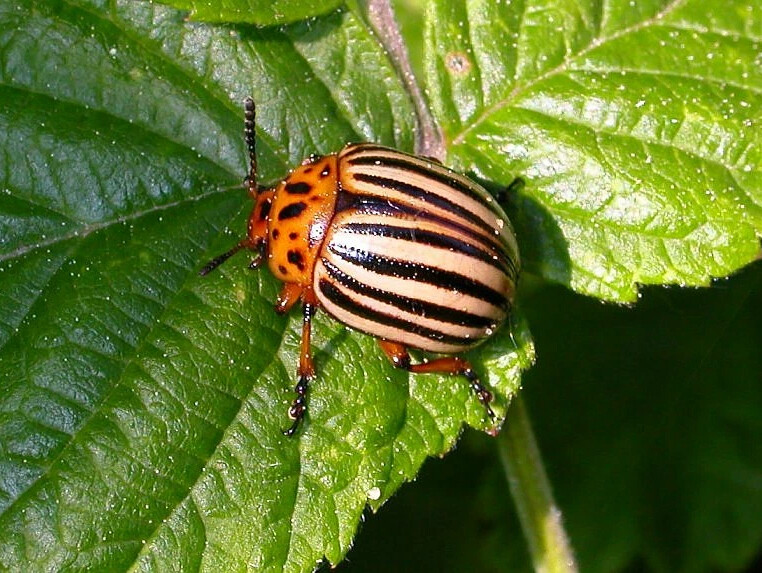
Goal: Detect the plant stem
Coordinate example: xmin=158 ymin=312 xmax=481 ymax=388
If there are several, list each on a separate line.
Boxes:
xmin=497 ymin=395 xmax=578 ymax=573
xmin=362 ymin=0 xmax=444 ymax=159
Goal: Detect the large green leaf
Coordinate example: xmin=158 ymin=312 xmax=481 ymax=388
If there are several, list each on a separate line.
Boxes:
xmin=425 ymin=0 xmax=762 ymax=301
xmin=0 ymin=1 xmax=533 ymax=571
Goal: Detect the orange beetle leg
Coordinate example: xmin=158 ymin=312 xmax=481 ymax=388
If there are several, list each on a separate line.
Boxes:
xmin=377 ymin=339 xmax=496 ymax=428
xmin=274 ymin=282 xmax=303 ymax=315
xmin=283 ymin=287 xmax=318 ymax=437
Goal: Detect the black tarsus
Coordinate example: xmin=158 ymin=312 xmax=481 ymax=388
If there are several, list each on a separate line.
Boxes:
xmin=283 ymin=375 xmax=309 ymax=437
xmin=283 ymin=302 xmax=317 ymax=437
xmin=463 ymin=368 xmax=496 ymax=421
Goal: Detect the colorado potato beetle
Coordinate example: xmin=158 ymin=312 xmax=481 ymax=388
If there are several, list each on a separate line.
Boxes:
xmin=201 ymin=98 xmax=521 ymax=436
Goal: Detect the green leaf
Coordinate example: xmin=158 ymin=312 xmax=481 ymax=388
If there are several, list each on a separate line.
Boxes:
xmin=154 ymin=0 xmax=343 ymax=25
xmin=0 ymin=1 xmax=533 ymax=572
xmin=424 ymin=0 xmax=762 ymax=302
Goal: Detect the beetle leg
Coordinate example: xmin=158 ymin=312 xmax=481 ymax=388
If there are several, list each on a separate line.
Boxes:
xmin=274 ymin=283 xmax=303 ymax=315
xmin=495 ymin=177 xmax=525 ymax=204
xmin=284 ymin=291 xmax=318 ymax=437
xmin=248 ymin=245 xmax=264 ymax=269
xmin=377 ymin=340 xmax=496 ymax=426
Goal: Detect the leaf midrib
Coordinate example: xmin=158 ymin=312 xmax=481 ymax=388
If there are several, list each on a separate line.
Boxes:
xmin=0 ymin=188 xmax=234 ymax=264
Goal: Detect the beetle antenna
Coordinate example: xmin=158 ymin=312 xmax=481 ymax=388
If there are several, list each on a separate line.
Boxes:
xmin=495 ymin=177 xmax=525 ymax=204
xmin=244 ymin=97 xmax=258 ymax=197
xmin=198 ymin=242 xmax=248 ymax=276
xmin=199 ymin=99 xmax=260 ymax=277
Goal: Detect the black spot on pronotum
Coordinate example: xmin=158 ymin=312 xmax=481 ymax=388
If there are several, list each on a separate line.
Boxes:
xmin=287 ymin=250 xmax=306 ymax=271
xmin=278 ymin=264 xmax=288 ymax=275
xmin=272 ymin=229 xmax=280 ymax=240
xmin=285 ymin=181 xmax=312 ymax=194
xmin=278 ymin=202 xmax=308 ymax=220
xmin=320 ymin=165 xmax=331 ymax=178
xmin=258 ymin=198 xmax=272 ymax=220
xmin=289 ymin=232 xmax=299 ymax=240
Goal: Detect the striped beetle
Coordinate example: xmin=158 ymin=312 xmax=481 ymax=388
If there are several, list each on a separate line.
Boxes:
xmin=201 ymin=98 xmax=521 ymax=436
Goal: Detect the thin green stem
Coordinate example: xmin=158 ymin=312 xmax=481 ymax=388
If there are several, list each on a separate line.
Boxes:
xmin=498 ymin=395 xmax=578 ymax=573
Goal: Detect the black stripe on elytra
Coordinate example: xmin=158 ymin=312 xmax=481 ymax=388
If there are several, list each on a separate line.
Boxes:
xmin=345 ymin=150 xmax=506 ymax=219
xmin=334 ymin=191 xmax=517 ymax=278
xmin=328 ymin=242 xmax=508 ymax=310
xmin=284 ymin=181 xmax=312 ymax=194
xmin=340 ymin=222 xmax=510 ymax=276
xmin=321 ymin=258 xmax=497 ymax=329
xmin=350 ymin=172 xmax=497 ymax=238
xmin=318 ymin=278 xmax=475 ymax=347
xmin=278 ymin=201 xmax=308 ymax=220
